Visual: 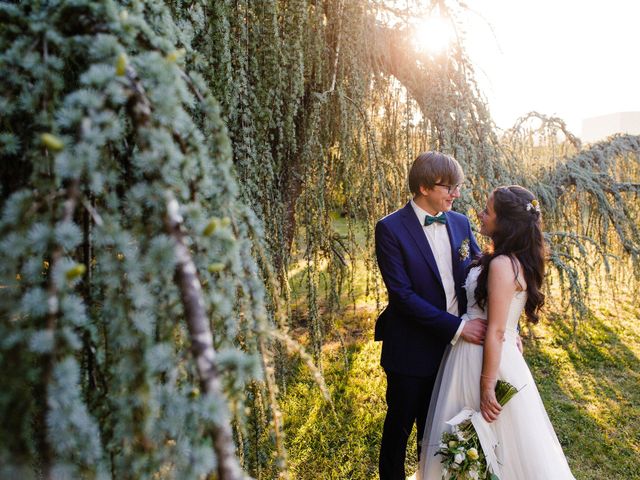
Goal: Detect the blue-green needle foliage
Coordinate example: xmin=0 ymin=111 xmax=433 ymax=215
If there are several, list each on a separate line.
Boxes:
xmin=1 ymin=1 xmax=640 ymax=478
xmin=0 ymin=1 xmax=269 ymax=477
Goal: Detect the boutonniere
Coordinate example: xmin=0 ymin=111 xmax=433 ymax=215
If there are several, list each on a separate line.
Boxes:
xmin=458 ymin=238 xmax=470 ymax=261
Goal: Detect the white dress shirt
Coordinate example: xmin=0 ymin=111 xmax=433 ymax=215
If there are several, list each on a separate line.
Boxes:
xmin=410 ymin=200 xmax=466 ymax=345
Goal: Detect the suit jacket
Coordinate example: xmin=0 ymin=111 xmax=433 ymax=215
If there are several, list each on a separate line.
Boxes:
xmin=374 ymin=202 xmax=480 ymax=377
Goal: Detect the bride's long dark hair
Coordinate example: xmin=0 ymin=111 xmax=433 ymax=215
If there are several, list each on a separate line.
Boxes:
xmin=474 ymin=185 xmax=546 ymax=323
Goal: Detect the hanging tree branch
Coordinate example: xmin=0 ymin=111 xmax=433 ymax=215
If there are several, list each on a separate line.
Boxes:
xmin=504 ymin=111 xmax=582 ymax=150
xmin=119 ymin=54 xmax=248 ymax=478
xmin=541 ymin=134 xmax=640 ymax=255
xmin=164 ymin=191 xmax=246 ymax=480
xmin=41 ymin=172 xmax=81 ymax=479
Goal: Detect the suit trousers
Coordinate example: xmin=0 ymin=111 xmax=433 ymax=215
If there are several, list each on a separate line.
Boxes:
xmin=379 ymin=370 xmax=437 ymax=480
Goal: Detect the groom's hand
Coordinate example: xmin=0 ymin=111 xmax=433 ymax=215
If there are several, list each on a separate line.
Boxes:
xmin=460 ymin=318 xmax=487 ymax=345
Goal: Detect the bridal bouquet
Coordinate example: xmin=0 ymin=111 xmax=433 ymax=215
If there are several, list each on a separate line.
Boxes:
xmin=435 ymin=380 xmax=519 ymax=480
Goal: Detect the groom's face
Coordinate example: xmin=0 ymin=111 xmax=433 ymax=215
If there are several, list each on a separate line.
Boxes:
xmin=419 ymin=180 xmax=460 ymax=215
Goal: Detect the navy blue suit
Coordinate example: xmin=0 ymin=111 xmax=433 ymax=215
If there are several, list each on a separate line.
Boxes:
xmin=375 ymin=202 xmax=480 ymax=479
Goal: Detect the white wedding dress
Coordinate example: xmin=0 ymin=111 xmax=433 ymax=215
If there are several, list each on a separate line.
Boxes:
xmin=418 ymin=266 xmax=575 ymax=479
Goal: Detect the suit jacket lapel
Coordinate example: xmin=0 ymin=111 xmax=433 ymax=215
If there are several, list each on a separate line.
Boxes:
xmin=445 ymin=212 xmax=464 ymax=292
xmin=400 ymin=203 xmax=443 ymax=285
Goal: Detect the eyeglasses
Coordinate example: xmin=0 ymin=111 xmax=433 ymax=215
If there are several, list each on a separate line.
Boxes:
xmin=435 ymin=183 xmax=463 ymax=194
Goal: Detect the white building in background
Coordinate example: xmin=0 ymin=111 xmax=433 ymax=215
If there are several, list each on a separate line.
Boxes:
xmin=581 ymin=112 xmax=640 ymax=143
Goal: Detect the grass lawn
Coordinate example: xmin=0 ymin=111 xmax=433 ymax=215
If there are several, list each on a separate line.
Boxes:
xmin=280 ymin=298 xmax=640 ymax=479
xmin=522 ymin=296 xmax=640 ymax=479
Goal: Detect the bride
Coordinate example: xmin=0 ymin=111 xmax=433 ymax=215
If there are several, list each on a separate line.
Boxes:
xmin=418 ymin=186 xmax=575 ymax=479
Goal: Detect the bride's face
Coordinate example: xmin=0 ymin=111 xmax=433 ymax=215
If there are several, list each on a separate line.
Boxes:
xmin=478 ymin=195 xmax=498 ymax=237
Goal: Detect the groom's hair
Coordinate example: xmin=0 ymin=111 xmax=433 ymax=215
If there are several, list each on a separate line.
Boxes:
xmin=408 ymin=151 xmax=464 ymax=195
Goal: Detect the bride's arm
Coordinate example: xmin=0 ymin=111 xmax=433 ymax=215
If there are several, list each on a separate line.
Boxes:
xmin=480 ymin=256 xmax=517 ymax=423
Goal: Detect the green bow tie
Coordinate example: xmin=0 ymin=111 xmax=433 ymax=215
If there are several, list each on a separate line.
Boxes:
xmin=424 ymin=214 xmax=447 ymax=226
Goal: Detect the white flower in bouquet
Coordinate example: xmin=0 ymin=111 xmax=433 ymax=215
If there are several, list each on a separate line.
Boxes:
xmin=454 ymin=452 xmax=465 ymax=464
xmin=468 ymin=468 xmax=480 ymax=480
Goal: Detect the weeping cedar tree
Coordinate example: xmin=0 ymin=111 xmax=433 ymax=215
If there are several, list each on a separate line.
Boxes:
xmin=201 ymin=0 xmax=640 ymax=354
xmin=2 ymin=0 xmax=640 ymax=479
xmin=0 ymin=1 xmax=279 ymax=478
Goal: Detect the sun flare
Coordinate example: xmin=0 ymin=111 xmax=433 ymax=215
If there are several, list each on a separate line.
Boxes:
xmin=412 ymin=16 xmax=454 ymax=54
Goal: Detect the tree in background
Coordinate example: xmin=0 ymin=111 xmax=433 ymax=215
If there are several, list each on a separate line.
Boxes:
xmin=0 ymin=1 xmax=276 ymax=478
xmin=200 ymin=0 xmax=640 ymax=348
xmin=1 ymin=0 xmax=639 ymax=479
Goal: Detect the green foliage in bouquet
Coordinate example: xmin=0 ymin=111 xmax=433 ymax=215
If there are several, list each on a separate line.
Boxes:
xmin=437 ymin=429 xmax=490 ymax=480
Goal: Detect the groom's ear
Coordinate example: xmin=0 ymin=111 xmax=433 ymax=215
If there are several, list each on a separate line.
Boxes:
xmin=419 ymin=184 xmax=432 ymax=197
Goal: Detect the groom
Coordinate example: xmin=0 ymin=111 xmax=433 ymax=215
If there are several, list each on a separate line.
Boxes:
xmin=375 ymin=151 xmax=485 ymax=479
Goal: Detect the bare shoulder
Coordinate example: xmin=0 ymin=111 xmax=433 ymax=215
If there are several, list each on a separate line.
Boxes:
xmin=489 ymin=255 xmax=523 ymax=289
xmin=488 ymin=255 xmax=513 ymax=273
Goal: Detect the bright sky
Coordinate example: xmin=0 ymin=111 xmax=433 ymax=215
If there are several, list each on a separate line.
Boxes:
xmin=459 ymin=0 xmax=640 ymax=136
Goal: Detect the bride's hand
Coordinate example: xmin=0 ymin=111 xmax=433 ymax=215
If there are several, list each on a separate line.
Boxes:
xmin=480 ymin=386 xmax=502 ymax=423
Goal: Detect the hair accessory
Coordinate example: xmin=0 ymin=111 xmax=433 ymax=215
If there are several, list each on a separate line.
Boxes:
xmin=526 ymin=199 xmax=541 ymax=213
